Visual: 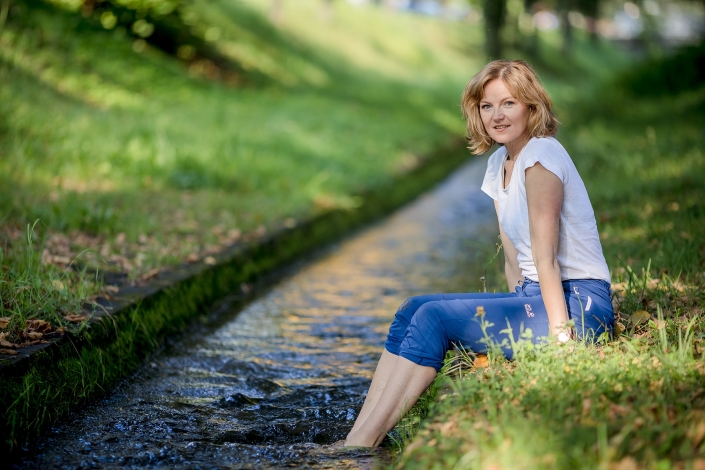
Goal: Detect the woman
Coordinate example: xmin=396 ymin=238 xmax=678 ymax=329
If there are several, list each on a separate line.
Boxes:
xmin=344 ymin=60 xmax=614 ymax=448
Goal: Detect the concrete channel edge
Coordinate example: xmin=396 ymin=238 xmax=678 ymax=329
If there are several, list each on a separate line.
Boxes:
xmin=0 ymin=139 xmax=471 ymax=452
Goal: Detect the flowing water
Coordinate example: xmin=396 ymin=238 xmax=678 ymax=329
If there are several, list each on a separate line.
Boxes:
xmin=15 ymin=158 xmax=498 ymax=469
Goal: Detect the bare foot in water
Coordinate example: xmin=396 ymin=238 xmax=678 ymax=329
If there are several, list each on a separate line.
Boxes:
xmin=344 ymin=431 xmax=374 ymax=448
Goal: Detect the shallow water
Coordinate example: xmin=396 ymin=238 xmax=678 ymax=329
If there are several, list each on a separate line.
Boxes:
xmin=15 ymin=158 xmax=497 ymax=469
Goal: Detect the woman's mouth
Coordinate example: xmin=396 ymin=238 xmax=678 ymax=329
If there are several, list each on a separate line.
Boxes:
xmin=494 ymin=125 xmax=509 ymax=130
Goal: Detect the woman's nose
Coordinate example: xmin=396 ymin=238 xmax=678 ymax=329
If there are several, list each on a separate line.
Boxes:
xmin=493 ymin=110 xmax=504 ymax=121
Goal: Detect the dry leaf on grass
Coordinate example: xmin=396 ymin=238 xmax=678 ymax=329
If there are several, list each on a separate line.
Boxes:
xmin=0 ymin=317 xmax=10 ymax=329
xmin=610 ymin=456 xmax=638 ymax=470
xmin=614 ymin=322 xmax=626 ymax=336
xmin=629 ymin=310 xmax=651 ymax=326
xmin=25 ymin=319 xmax=52 ymax=333
xmin=64 ymin=314 xmax=87 ymax=323
xmin=139 ymin=268 xmax=161 ymax=281
xmin=0 ymin=348 xmax=18 ymax=355
xmin=0 ymin=332 xmax=14 ymax=348
xmin=104 ymin=285 xmax=119 ymax=294
xmin=474 ymin=354 xmax=489 ymax=368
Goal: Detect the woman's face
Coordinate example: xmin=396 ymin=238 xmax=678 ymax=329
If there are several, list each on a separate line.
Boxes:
xmin=479 ymin=78 xmax=530 ymax=148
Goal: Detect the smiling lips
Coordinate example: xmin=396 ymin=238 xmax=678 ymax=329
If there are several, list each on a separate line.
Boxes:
xmin=494 ymin=125 xmax=510 ymax=131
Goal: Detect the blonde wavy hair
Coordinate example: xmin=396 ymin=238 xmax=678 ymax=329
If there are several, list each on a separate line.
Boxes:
xmin=461 ymin=60 xmax=559 ymax=155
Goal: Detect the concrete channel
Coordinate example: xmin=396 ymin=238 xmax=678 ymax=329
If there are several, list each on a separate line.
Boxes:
xmin=14 ymin=158 xmax=498 ymax=469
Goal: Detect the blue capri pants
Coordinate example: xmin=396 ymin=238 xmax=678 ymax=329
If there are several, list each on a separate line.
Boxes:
xmin=384 ymin=278 xmax=614 ymax=371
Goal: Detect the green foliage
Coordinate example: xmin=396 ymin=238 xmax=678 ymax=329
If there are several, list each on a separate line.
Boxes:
xmin=617 ymin=40 xmax=705 ymax=97
xmin=399 ymin=323 xmax=705 ymax=469
xmin=0 ymin=0 xmax=482 ymax=326
xmin=394 ymin=43 xmax=705 ymax=468
xmin=0 ymin=224 xmax=100 ymax=341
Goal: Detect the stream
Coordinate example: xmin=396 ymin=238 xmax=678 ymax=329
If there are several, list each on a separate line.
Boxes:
xmin=15 ymin=157 xmax=497 ymax=469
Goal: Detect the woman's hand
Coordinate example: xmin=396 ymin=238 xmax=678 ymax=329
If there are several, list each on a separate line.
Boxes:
xmin=525 ymin=163 xmax=570 ymax=338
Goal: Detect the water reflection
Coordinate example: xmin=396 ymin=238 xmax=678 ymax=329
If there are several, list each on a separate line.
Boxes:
xmin=17 ymin=158 xmax=496 ymax=469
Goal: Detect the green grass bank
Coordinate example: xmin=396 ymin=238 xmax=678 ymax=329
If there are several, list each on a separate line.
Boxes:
xmin=0 ymin=0 xmax=493 ymax=450
xmin=0 ymin=0 xmax=646 ymax=457
xmin=0 ymin=0 xmax=484 ymax=338
xmin=395 ymin=43 xmax=705 ymax=469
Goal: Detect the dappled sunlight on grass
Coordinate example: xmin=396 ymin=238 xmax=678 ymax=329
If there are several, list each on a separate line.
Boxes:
xmin=395 ymin=39 xmax=705 ymax=466
xmin=0 ymin=0 xmax=491 ymax=332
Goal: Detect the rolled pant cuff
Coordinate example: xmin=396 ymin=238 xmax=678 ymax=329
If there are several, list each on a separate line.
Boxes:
xmin=384 ymin=339 xmax=402 ymax=356
xmin=398 ymin=350 xmax=444 ymax=372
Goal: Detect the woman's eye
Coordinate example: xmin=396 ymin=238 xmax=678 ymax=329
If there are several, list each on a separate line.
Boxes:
xmin=481 ymin=104 xmax=491 ymax=110
xmin=504 ymin=101 xmax=514 ymax=106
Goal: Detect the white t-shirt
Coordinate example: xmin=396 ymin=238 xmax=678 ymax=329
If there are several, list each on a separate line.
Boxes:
xmin=481 ymin=137 xmax=611 ymax=283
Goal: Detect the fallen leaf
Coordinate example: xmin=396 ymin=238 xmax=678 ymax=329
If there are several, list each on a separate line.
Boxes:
xmin=610 ymin=456 xmax=638 ymax=470
xmin=25 ymin=319 xmax=52 ymax=333
xmin=629 ymin=310 xmax=651 ymax=326
xmin=139 ymin=268 xmax=161 ymax=281
xmin=0 ymin=317 xmax=10 ymax=329
xmin=614 ymin=322 xmax=626 ymax=336
xmin=64 ymin=314 xmax=87 ymax=323
xmin=474 ymin=354 xmax=489 ymax=368
xmin=688 ymin=420 xmax=705 ymax=447
xmin=104 ymin=285 xmax=120 ymax=294
xmin=204 ymin=256 xmax=217 ymax=266
xmin=0 ymin=348 xmax=18 ymax=355
xmin=582 ymin=397 xmax=592 ymax=418
xmin=51 ymin=279 xmax=65 ymax=291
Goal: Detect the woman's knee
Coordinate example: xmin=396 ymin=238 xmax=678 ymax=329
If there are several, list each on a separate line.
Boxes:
xmin=385 ymin=295 xmax=441 ymax=355
xmin=398 ymin=301 xmax=449 ymax=371
xmin=394 ymin=295 xmax=440 ymax=325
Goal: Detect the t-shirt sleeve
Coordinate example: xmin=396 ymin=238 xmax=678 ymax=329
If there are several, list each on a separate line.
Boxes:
xmin=521 ymin=141 xmax=568 ymax=184
xmin=481 ymin=149 xmax=503 ymax=201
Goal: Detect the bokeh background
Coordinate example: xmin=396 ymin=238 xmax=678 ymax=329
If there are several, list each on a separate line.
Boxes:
xmin=0 ymin=0 xmax=703 ymax=333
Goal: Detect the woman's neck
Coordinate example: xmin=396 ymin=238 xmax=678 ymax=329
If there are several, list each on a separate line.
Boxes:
xmin=505 ymin=133 xmax=531 ymax=161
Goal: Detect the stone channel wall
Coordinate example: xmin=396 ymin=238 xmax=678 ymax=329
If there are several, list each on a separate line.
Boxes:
xmin=0 ymin=140 xmax=472 ymax=453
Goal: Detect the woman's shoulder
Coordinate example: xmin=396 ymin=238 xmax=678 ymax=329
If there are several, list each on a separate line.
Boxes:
xmin=525 ymin=136 xmax=569 ymax=156
xmin=520 ymin=137 xmax=573 ymax=182
xmin=485 ymin=145 xmax=508 ymax=170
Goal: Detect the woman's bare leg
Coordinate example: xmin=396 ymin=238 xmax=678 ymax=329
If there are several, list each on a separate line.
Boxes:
xmin=345 ymin=356 xmax=437 ymax=447
xmin=348 ymin=349 xmax=399 ymax=435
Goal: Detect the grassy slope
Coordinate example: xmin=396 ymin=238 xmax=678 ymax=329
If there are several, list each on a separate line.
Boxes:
xmin=0 ymin=0 xmax=485 ymax=337
xmin=395 ymin=39 xmax=705 ymax=469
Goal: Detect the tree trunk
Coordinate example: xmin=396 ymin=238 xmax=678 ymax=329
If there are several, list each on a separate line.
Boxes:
xmin=578 ymin=0 xmax=600 ymax=45
xmin=320 ymin=0 xmax=334 ymax=21
xmin=269 ymin=0 xmax=283 ymax=25
xmin=483 ymin=0 xmax=506 ymax=59
xmin=559 ymin=0 xmax=574 ymax=55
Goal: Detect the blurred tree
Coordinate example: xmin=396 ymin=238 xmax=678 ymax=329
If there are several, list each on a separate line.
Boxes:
xmin=270 ymin=0 xmax=283 ymax=24
xmin=523 ymin=0 xmax=540 ymax=56
xmin=0 ymin=0 xmax=9 ymax=34
xmin=321 ymin=0 xmax=334 ymax=21
xmin=558 ymin=0 xmax=574 ymax=54
xmin=576 ymin=0 xmax=600 ymax=43
xmin=483 ymin=0 xmax=506 ymax=58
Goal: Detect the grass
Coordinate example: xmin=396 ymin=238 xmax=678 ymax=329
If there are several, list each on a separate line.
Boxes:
xmin=392 ymin=43 xmax=705 ymax=469
xmin=0 ymin=0 xmax=489 ymax=341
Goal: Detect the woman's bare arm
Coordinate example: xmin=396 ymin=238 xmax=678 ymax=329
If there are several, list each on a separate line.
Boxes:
xmin=494 ymin=201 xmax=523 ymax=291
xmin=525 ymin=163 xmax=570 ymax=337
